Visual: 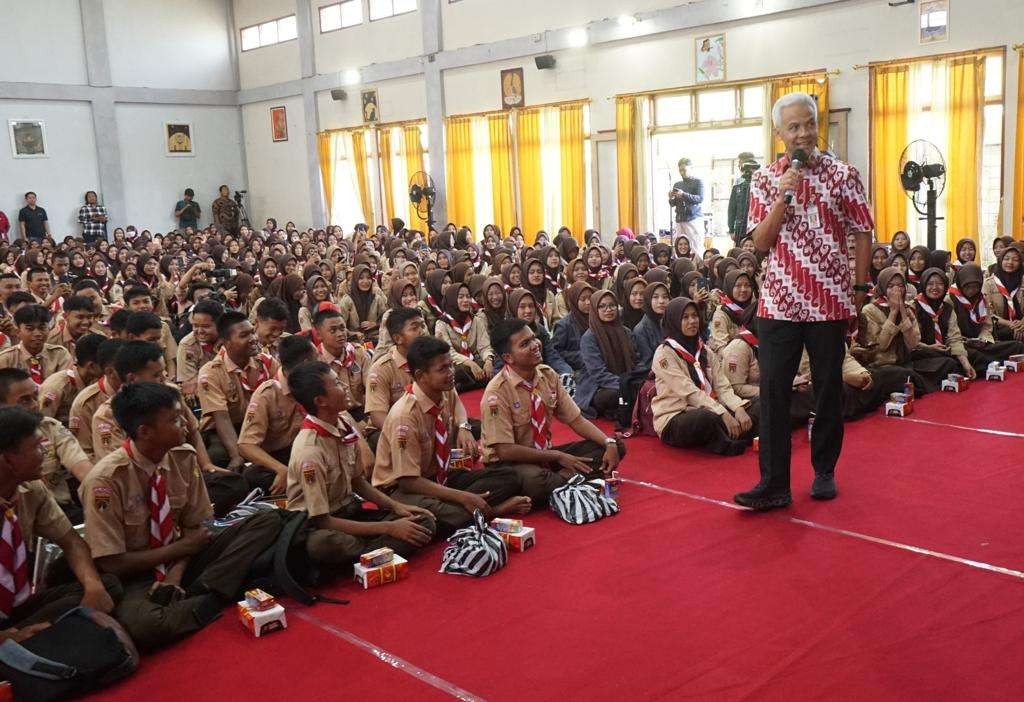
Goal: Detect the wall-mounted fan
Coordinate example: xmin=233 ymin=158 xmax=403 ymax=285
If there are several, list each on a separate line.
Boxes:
xmin=408 ymin=171 xmax=436 ymax=229
xmin=899 ymin=139 xmax=946 ymax=250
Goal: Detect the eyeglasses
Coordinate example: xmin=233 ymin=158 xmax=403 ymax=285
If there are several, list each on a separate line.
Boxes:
xmin=597 ymin=303 xmax=618 ymax=312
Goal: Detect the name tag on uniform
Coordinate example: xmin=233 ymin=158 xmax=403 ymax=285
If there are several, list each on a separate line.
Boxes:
xmin=802 ymin=204 xmax=821 ymax=230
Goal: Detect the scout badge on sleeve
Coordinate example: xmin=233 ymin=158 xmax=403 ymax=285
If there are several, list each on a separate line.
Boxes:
xmin=439 ymin=510 xmax=508 ymax=577
xmin=549 ymin=474 xmax=620 ymax=525
xmin=486 ymin=394 xmax=499 ymax=417
xmin=301 ymin=460 xmax=318 ymax=485
xmin=92 ymin=486 xmax=113 ymax=512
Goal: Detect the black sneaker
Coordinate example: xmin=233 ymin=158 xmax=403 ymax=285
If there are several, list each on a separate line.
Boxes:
xmin=733 ymin=484 xmax=792 ymax=511
xmin=811 ymin=474 xmax=837 ymax=500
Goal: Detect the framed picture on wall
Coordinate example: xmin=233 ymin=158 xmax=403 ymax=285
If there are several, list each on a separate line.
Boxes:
xmin=361 ymin=90 xmax=380 ymax=124
xmin=165 ymin=122 xmax=194 ymax=156
xmin=828 ymin=108 xmax=849 ymax=162
xmin=695 ymin=34 xmax=726 ymax=83
xmin=500 ymin=68 xmax=525 ymax=109
xmin=270 ymin=106 xmax=288 ymax=142
xmin=8 ymin=120 xmax=47 ymax=159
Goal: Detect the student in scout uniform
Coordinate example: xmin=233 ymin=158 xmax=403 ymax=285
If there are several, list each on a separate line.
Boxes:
xmin=0 ymin=406 xmax=121 ymax=638
xmin=947 ymin=264 xmax=1024 ymax=368
xmin=436 ymin=283 xmax=496 ymax=392
xmin=121 ymin=286 xmax=177 ymax=379
xmin=93 ymin=341 xmax=248 ymax=515
xmin=0 ymin=305 xmax=72 ymax=382
xmin=197 ymin=311 xmax=280 ymax=478
xmin=83 ymin=382 xmax=280 ymax=651
xmin=312 ymin=307 xmax=370 ymax=418
xmin=285 ymin=361 xmax=436 ymax=568
xmin=69 ymin=338 xmax=124 ymax=460
xmin=364 ymin=307 xmax=426 ymax=449
xmin=982 ymin=245 xmax=1024 ymax=342
xmin=38 ymin=331 xmax=105 ymax=426
xmin=708 ymin=270 xmax=756 ymax=355
xmin=652 ymin=297 xmax=758 ymax=456
xmin=480 ymin=318 xmax=624 ymax=505
xmin=0 ymin=369 xmax=93 ymax=522
xmin=338 ymin=263 xmax=386 ymax=345
xmin=176 ymin=298 xmax=223 ymax=401
xmin=253 ymin=298 xmax=289 ymax=358
xmin=373 ymin=279 xmax=422 ymax=356
xmin=372 ymin=336 xmax=531 ymax=536
xmin=44 ymin=294 xmax=97 ymax=356
xmin=238 ymin=335 xmax=318 ymax=495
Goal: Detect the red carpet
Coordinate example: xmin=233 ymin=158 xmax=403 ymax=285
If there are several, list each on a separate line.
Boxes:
xmin=92 ymin=381 xmax=1024 ymax=701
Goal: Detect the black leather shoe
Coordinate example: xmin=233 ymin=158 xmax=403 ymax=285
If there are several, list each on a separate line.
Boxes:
xmin=733 ymin=484 xmax=792 ymax=511
xmin=811 ymin=474 xmax=837 ymax=500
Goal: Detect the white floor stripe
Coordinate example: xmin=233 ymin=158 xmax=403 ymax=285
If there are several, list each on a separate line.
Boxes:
xmin=893 ymin=416 xmax=1024 ymax=439
xmin=621 ymin=478 xmax=1024 ymax=582
xmin=292 ymin=609 xmax=485 ymax=701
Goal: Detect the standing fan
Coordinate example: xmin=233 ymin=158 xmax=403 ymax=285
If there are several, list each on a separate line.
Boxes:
xmin=899 ymin=139 xmax=946 ymax=250
xmin=408 ymin=171 xmax=436 ymax=229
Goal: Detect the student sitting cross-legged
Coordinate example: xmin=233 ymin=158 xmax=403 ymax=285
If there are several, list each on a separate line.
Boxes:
xmin=285 ymin=361 xmax=436 ymax=569
xmin=372 ymin=336 xmax=531 ymax=536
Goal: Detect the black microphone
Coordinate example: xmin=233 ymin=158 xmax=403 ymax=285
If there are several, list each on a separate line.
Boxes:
xmin=784 ymin=148 xmax=809 ymax=205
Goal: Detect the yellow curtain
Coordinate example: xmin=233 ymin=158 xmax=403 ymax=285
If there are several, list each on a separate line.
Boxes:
xmin=403 ymin=125 xmax=425 ymax=229
xmin=559 ymin=104 xmax=586 ymax=243
xmin=316 ymin=132 xmax=336 ymax=224
xmin=947 ymin=55 xmax=985 ymax=249
xmin=870 ymin=64 xmax=910 ymax=242
xmin=349 ymin=130 xmax=373 ymax=226
xmin=378 ymin=128 xmax=394 ymax=225
xmin=770 ymin=74 xmax=830 ymax=158
xmin=1013 ymin=50 xmax=1024 ymax=237
xmin=445 ymin=117 xmax=476 ymax=230
xmin=517 ymin=109 xmax=543 ymax=242
xmin=488 ymin=113 xmax=517 ymax=234
xmin=615 ymin=97 xmax=639 ymax=236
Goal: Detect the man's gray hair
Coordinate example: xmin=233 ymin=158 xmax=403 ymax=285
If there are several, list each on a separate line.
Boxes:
xmin=772 ymin=92 xmax=818 ymax=128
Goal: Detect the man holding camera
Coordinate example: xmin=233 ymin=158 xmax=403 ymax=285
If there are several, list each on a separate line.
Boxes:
xmin=174 ymin=188 xmax=201 ymax=231
xmin=668 ymin=157 xmax=705 ymax=257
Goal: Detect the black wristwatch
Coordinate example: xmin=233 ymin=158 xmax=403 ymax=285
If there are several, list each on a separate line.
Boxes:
xmin=852 ymin=283 xmax=872 ymax=293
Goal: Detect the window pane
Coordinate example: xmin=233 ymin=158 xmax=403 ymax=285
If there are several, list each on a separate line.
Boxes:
xmin=320 ymin=5 xmax=342 ymax=32
xmin=983 ymin=104 xmax=1003 ymax=145
xmin=369 ymin=0 xmax=392 ymax=20
xmin=394 ymin=0 xmax=417 ymax=13
xmin=259 ymin=20 xmax=278 ymax=46
xmin=655 ymin=95 xmax=691 ymax=126
xmin=277 ymin=15 xmax=297 ymax=41
xmin=984 ymin=55 xmax=1003 ymax=98
xmin=742 ymin=85 xmax=764 ymax=119
xmin=697 ymin=89 xmax=736 ymax=122
xmin=341 ymin=0 xmax=363 ymax=26
xmin=241 ymin=26 xmax=260 ymax=50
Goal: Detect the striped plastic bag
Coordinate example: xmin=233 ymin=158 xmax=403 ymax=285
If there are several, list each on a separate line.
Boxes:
xmin=439 ymin=509 xmax=508 ymax=577
xmin=549 ymin=474 xmax=620 ymax=525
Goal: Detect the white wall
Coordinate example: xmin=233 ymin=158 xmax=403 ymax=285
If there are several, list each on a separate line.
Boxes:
xmin=116 ymin=104 xmax=246 ymax=230
xmin=316 ymin=74 xmax=427 ymax=130
xmin=241 ymin=95 xmax=311 ymax=227
xmin=0 ymin=101 xmax=100 ymax=237
xmin=0 ymin=0 xmax=88 ymax=85
xmin=105 ymin=0 xmax=237 ymax=90
xmin=235 ymin=0 xmax=301 ymax=89
xmin=313 ymin=0 xmax=423 ymax=73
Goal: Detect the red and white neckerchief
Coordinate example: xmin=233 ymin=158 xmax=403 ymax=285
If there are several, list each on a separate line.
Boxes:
xmin=510 ymin=368 xmax=549 ymax=450
xmin=64 ymin=367 xmax=80 ymax=390
xmin=948 ymin=285 xmax=988 ymax=324
xmin=126 ymin=440 xmax=173 ymax=582
xmin=137 ymin=274 xmax=158 ymax=289
xmin=907 ymin=272 xmax=921 ymax=285
xmin=425 ymin=295 xmax=445 ymax=319
xmin=719 ymin=294 xmax=745 ymax=315
xmin=26 ymin=355 xmax=43 ymax=385
xmin=664 ymin=338 xmax=714 ymax=398
xmin=545 ymin=273 xmax=563 ymax=294
xmin=318 ymin=341 xmax=356 ymax=369
xmin=951 ymin=260 xmax=965 ymax=271
xmin=426 ymin=405 xmax=451 ymax=485
xmin=49 ymin=296 xmax=63 ymax=315
xmin=0 ymin=499 xmax=30 ymax=617
xmin=0 ymin=332 xmax=8 ymax=349
xmin=224 ymin=349 xmax=271 ymax=393
xmin=738 ymin=326 xmax=759 ymax=348
xmin=447 ymin=316 xmax=475 ymax=360
xmin=992 ymin=279 xmax=1019 ymax=321
xmin=915 ymin=295 xmax=944 ymax=344
xmin=97 ymin=375 xmax=111 ymax=398
xmin=301 ymin=414 xmax=359 ymax=444
xmin=199 ymin=341 xmax=216 ymax=356
xmin=588 ymin=268 xmax=610 ymax=282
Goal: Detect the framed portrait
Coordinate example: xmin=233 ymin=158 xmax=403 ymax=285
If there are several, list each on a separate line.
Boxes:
xmin=361 ymin=90 xmax=380 ymax=124
xmin=827 ymin=108 xmax=849 ymax=162
xmin=695 ymin=34 xmax=726 ymax=84
xmin=919 ymin=0 xmax=948 ymax=44
xmin=500 ymin=68 xmax=525 ymax=109
xmin=270 ymin=106 xmax=288 ymax=142
xmin=8 ymin=120 xmax=47 ymax=159
xmin=165 ymin=122 xmax=194 ymax=157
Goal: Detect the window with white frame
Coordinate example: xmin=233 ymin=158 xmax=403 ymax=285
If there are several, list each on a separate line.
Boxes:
xmin=369 ymin=0 xmax=417 ymax=21
xmin=320 ymin=1 xmax=363 ymax=32
xmin=240 ymin=15 xmax=297 ymax=51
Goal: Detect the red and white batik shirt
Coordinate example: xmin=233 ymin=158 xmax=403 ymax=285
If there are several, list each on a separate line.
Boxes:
xmin=747 ymin=152 xmax=874 ymax=322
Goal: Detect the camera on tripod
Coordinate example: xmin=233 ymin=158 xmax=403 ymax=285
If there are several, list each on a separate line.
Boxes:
xmin=233 ymin=190 xmax=247 ymax=207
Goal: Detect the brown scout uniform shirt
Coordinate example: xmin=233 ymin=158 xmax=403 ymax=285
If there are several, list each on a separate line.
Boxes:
xmin=480 ymin=364 xmax=581 ymax=464
xmin=45 ymin=320 xmax=81 ymax=357
xmin=39 ymin=417 xmax=89 ymax=506
xmin=1 ymin=481 xmax=73 ymax=552
xmin=237 ymin=371 xmax=304 ymax=454
xmin=197 ymin=349 xmax=280 ymax=432
xmin=0 ymin=343 xmax=72 ymax=380
xmin=317 ymin=342 xmax=369 ymax=407
xmin=82 ymin=441 xmax=212 ymax=560
xmin=38 ymin=367 xmax=86 ymax=426
xmin=650 ymin=343 xmax=748 ymax=437
xmin=91 ymin=385 xmax=201 ymax=462
xmin=68 ymin=377 xmax=113 ymax=460
xmin=364 ymin=347 xmax=413 ymax=417
xmin=175 ymin=331 xmax=217 ymax=389
xmin=285 ymin=414 xmax=364 ymax=518
xmin=372 ymin=383 xmax=459 ymax=487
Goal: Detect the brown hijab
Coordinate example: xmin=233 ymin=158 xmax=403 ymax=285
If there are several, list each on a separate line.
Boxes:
xmin=349 ymin=263 xmax=376 ymax=321
xmin=388 ymin=278 xmax=416 ymax=310
xmin=565 ymin=281 xmax=594 ymax=332
xmin=267 ymin=273 xmax=304 ymax=333
xmin=588 ymin=290 xmax=637 ymax=375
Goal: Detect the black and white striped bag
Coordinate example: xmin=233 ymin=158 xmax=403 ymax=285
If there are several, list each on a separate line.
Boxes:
xmin=439 ymin=509 xmax=508 ymax=577
xmin=549 ymin=474 xmax=620 ymax=525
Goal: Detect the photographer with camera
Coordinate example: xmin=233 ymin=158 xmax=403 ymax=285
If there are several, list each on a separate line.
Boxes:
xmin=173 ymin=188 xmax=201 ymax=231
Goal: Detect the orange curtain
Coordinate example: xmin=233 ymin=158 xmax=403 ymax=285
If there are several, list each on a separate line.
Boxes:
xmin=378 ymin=128 xmax=394 ymax=225
xmin=869 ymin=64 xmax=910 ymax=242
xmin=1013 ymin=50 xmax=1024 ymax=237
xmin=559 ymin=104 xmax=586 ymax=242
xmin=488 ymin=113 xmax=517 ymax=234
xmin=517 ymin=109 xmax=543 ymax=242
xmin=403 ymin=125 xmax=425 ymax=230
xmin=316 ymin=132 xmax=336 ymax=224
xmin=615 ymin=97 xmax=639 ymax=236
xmin=946 ymin=55 xmax=985 ymax=250
xmin=770 ymin=74 xmax=830 ymax=158
xmin=445 ymin=116 xmax=476 ymax=229
xmin=350 ymin=130 xmax=373 ymax=227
